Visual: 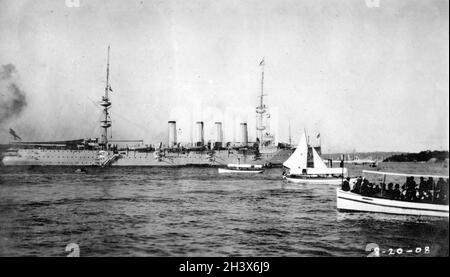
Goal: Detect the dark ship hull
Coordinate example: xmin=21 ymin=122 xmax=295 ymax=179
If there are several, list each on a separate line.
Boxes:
xmin=1 ymin=147 xmax=293 ymax=167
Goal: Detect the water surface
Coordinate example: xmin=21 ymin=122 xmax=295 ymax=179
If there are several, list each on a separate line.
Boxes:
xmin=0 ymin=162 xmax=448 ymax=256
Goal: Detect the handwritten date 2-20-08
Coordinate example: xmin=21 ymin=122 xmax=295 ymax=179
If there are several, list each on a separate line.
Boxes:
xmin=366 ymin=243 xmax=431 ymax=257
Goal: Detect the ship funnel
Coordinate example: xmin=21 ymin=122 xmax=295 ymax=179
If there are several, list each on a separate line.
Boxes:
xmin=240 ymin=122 xmax=248 ymax=146
xmin=168 ymin=121 xmax=177 ymax=148
xmin=215 ymin=122 xmax=223 ymax=148
xmin=196 ymin=121 xmax=204 ymax=147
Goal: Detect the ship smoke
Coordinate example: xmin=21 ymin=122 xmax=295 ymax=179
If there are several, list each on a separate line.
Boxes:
xmin=0 ymin=64 xmax=27 ymax=125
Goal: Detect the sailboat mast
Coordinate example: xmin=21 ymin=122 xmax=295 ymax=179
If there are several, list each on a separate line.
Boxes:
xmin=304 ymin=128 xmax=308 ymax=145
xmin=288 ymin=120 xmax=292 ymax=146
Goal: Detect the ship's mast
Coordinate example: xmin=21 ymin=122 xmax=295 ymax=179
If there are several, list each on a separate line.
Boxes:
xmin=256 ymin=57 xmax=266 ymax=147
xmin=288 ymin=120 xmax=292 ymax=146
xmin=100 ymin=46 xmax=112 ymax=149
xmin=106 ymin=46 xmax=110 ymax=99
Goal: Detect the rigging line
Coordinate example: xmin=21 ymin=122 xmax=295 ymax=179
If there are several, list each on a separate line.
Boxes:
xmin=82 ymin=111 xmax=104 ymax=139
xmin=110 ymin=112 xmax=153 ymax=134
xmin=86 ymin=96 xmax=100 ymax=107
xmin=86 ymin=96 xmax=150 ymax=135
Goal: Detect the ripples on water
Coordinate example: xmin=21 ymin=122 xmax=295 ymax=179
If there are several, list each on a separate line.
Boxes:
xmin=0 ymin=163 xmax=448 ymax=256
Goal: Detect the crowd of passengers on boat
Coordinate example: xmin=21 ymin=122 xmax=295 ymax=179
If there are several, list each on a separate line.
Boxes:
xmin=341 ymin=176 xmax=449 ymax=204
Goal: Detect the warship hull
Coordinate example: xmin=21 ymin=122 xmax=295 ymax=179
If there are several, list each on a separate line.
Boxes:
xmin=1 ymin=148 xmax=292 ymax=167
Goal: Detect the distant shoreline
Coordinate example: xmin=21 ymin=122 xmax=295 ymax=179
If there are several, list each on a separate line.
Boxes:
xmin=383 ymin=151 xmax=449 ymax=163
xmin=321 ymin=150 xmax=449 ymax=163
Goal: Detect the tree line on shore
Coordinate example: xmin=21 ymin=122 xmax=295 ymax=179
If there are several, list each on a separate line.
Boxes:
xmin=383 ymin=150 xmax=449 ymax=162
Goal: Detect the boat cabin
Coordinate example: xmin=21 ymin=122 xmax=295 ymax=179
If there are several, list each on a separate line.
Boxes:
xmin=343 ymin=170 xmax=449 ymax=205
xmin=227 ymin=164 xmax=263 ymax=170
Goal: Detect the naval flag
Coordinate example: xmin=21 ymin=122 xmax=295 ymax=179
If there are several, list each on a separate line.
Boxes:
xmin=9 ymin=128 xmax=21 ymax=141
xmin=259 ymin=57 xmax=265 ymax=66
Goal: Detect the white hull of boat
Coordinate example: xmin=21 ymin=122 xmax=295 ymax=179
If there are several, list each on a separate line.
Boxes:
xmin=284 ymin=176 xmax=343 ymax=185
xmin=336 ymin=189 xmax=449 ymax=217
xmin=218 ymin=168 xmax=264 ymax=174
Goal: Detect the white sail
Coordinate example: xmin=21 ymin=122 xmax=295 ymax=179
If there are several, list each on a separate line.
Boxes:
xmin=283 ymin=131 xmax=307 ymax=170
xmin=312 ymin=147 xmax=327 ymax=169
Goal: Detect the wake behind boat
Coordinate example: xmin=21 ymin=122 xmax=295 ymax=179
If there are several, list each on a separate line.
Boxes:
xmin=282 ymin=131 xmax=348 ymax=184
xmin=337 ymin=170 xmax=449 ymax=217
xmin=218 ymin=164 xmax=265 ymax=173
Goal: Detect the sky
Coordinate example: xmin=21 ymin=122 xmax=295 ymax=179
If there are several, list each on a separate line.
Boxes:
xmin=0 ymin=0 xmax=448 ymax=153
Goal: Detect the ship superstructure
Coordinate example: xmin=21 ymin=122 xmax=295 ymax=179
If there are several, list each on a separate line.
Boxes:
xmin=1 ymin=54 xmax=293 ymax=167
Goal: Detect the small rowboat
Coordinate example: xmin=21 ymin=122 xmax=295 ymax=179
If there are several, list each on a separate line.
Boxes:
xmin=218 ymin=164 xmax=265 ymax=174
xmin=336 ymin=170 xmax=449 ymax=217
xmin=75 ymin=168 xmax=87 ymax=174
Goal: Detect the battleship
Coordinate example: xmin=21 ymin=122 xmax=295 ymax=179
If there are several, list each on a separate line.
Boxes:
xmin=1 ymin=48 xmax=318 ymax=167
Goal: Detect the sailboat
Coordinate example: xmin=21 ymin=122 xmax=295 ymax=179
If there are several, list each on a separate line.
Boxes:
xmin=282 ymin=131 xmax=348 ymax=184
